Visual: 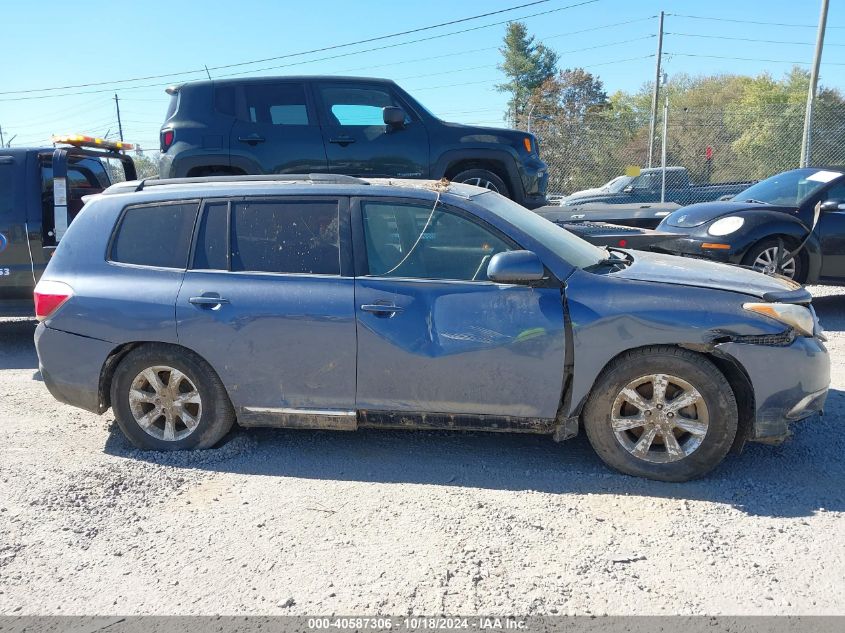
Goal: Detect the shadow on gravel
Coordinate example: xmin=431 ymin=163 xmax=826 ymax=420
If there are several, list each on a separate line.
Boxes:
xmin=0 ymin=319 xmax=37 ymax=370
xmin=812 ymin=293 xmax=845 ymax=332
xmin=106 ymin=387 xmax=845 ymax=519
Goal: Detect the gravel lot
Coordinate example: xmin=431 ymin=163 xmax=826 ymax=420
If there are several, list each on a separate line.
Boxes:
xmin=1 ymin=286 xmax=843 ymax=616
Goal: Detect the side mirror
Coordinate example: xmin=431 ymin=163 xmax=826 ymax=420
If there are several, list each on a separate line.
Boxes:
xmin=623 ymin=185 xmax=634 ymax=193
xmin=383 ymin=106 xmax=406 ymax=130
xmin=819 ymin=199 xmax=845 ymax=212
xmin=487 ymin=250 xmax=545 ymax=283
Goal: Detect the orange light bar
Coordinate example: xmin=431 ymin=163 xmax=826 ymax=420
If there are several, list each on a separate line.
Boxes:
xmin=523 ymin=137 xmax=532 ymax=153
xmin=51 ymin=134 xmax=134 ymax=151
xmin=701 ymin=243 xmax=731 ymax=250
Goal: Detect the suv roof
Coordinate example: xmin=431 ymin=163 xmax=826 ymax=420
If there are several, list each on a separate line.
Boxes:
xmin=101 ymin=175 xmax=490 ymax=202
xmin=167 ymin=75 xmax=399 ymax=92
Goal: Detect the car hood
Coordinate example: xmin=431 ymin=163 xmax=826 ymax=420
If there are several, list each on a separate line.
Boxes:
xmin=662 ymin=201 xmax=797 ymax=228
xmin=613 ymin=249 xmax=799 ymax=298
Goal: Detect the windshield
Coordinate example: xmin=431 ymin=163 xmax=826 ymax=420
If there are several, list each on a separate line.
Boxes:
xmin=472 ymin=191 xmax=605 ymax=269
xmin=606 ymin=175 xmax=633 ymax=192
xmin=732 ymin=168 xmax=844 ymax=206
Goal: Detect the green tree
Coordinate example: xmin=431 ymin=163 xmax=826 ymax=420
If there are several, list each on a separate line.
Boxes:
xmin=496 ymin=22 xmax=557 ymax=122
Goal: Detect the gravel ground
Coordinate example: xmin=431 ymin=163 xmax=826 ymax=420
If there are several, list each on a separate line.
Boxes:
xmin=1 ymin=286 xmax=843 ymax=616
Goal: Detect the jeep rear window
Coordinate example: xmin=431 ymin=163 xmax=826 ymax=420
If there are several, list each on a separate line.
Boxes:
xmin=111 ymin=202 xmax=199 ymax=269
xmin=243 ymin=82 xmax=309 ymax=125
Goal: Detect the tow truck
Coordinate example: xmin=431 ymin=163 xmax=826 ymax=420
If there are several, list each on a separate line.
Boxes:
xmin=0 ymin=135 xmax=137 ymax=316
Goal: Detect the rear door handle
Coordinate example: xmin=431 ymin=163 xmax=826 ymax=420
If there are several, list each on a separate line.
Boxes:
xmin=238 ymin=135 xmax=266 ymax=145
xmin=361 ymin=303 xmax=403 ymax=317
xmin=189 ymin=296 xmax=230 ymax=307
xmin=329 ymin=136 xmax=356 ymax=145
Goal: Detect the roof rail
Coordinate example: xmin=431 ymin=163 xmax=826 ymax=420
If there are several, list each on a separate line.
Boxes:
xmin=103 ymin=173 xmax=371 ymax=195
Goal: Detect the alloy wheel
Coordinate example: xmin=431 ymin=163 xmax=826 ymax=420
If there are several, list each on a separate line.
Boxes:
xmin=610 ymin=373 xmax=709 ymax=464
xmin=458 ymin=177 xmax=500 ymax=193
xmin=752 ymin=246 xmax=797 ymax=279
xmin=128 ymin=366 xmax=203 ymax=442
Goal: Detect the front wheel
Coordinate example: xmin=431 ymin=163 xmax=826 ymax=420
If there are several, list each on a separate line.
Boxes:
xmin=110 ymin=344 xmax=235 ymax=450
xmin=742 ymin=238 xmax=806 ymax=282
xmin=582 ymin=347 xmax=738 ymax=482
xmin=451 ymin=169 xmax=510 ymax=198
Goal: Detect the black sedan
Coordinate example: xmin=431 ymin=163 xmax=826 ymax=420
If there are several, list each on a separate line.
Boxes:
xmin=654 ymin=168 xmax=845 ymax=284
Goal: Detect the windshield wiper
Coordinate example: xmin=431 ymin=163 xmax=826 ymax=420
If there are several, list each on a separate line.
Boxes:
xmin=586 ymin=246 xmax=632 ymax=271
xmin=743 ymin=198 xmax=771 ymax=205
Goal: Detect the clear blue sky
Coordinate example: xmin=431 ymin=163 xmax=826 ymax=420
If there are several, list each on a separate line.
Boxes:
xmin=1 ymin=0 xmax=842 ymax=152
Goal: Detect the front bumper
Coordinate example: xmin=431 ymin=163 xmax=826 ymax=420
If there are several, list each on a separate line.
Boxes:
xmin=518 ymin=158 xmax=549 ymax=209
xmin=653 ymin=234 xmax=742 ymax=263
xmin=35 ymin=323 xmax=113 ymax=414
xmin=716 ymin=335 xmax=830 ymax=443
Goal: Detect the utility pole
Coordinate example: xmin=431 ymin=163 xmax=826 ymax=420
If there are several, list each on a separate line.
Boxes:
xmin=647 ymin=11 xmax=664 ymax=168
xmin=800 ymin=0 xmax=829 ymax=167
xmin=113 ymin=93 xmax=124 ymax=143
xmin=0 ymin=125 xmax=4 ymax=147
xmin=660 ymin=96 xmax=669 ymax=203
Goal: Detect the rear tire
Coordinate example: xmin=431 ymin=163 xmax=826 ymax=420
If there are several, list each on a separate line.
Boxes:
xmin=582 ymin=347 xmax=737 ymax=482
xmin=452 ymin=169 xmax=510 ymax=197
xmin=110 ymin=344 xmax=235 ymax=451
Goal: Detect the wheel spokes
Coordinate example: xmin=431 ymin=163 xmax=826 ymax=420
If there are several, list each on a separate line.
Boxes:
xmin=611 ymin=413 xmax=647 ymax=432
xmin=631 ymin=426 xmax=658 ymax=458
xmin=129 ymin=365 xmax=203 ymax=442
xmin=665 ymin=388 xmax=703 ymax=413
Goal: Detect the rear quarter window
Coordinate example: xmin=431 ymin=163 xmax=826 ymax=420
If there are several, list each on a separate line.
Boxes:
xmin=110 ymin=202 xmax=199 ymax=269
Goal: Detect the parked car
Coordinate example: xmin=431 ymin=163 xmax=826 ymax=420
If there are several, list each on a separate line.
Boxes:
xmin=34 ymin=176 xmax=829 ymax=482
xmin=564 ymin=175 xmax=632 ymax=198
xmin=655 ymin=167 xmax=845 ymax=283
xmin=158 ymin=76 xmax=549 ymax=209
xmin=0 ymin=136 xmax=136 ymax=316
xmin=559 ymin=167 xmax=755 ymax=208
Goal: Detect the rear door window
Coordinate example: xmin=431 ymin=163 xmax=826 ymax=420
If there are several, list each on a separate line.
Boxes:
xmin=243 ymin=82 xmax=310 ymax=125
xmin=111 ymin=202 xmax=200 ymax=269
xmin=230 ymin=200 xmax=339 ymax=275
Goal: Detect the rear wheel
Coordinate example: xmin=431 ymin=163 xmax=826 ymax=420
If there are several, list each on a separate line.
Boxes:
xmin=110 ymin=345 xmax=235 ymax=450
xmin=582 ymin=347 xmax=737 ymax=482
xmin=452 ymin=169 xmax=509 ymax=197
xmin=742 ymin=238 xmax=805 ymax=282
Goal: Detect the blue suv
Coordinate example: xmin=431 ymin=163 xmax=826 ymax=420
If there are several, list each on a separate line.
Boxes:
xmin=33 ymin=175 xmax=829 ymax=481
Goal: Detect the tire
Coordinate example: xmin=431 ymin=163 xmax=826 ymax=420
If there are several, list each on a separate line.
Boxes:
xmin=451 ymin=169 xmax=510 ymax=197
xmin=582 ymin=347 xmax=737 ymax=482
xmin=110 ymin=344 xmax=235 ymax=450
xmin=742 ymin=238 xmax=806 ymax=283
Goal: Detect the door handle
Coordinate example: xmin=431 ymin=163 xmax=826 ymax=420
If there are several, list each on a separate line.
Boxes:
xmin=189 ymin=295 xmax=230 ymax=307
xmin=238 ymin=135 xmax=266 ymax=145
xmin=361 ymin=303 xmax=403 ymax=317
xmin=329 ymin=136 xmax=356 ymax=146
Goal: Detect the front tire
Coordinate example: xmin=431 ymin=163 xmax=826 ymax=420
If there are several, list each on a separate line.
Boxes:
xmin=742 ymin=238 xmax=806 ymax=282
xmin=582 ymin=347 xmax=737 ymax=482
xmin=451 ymin=169 xmax=510 ymax=197
xmin=110 ymin=344 xmax=235 ymax=450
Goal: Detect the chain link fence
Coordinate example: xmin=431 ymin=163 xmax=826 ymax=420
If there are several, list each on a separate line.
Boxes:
xmin=519 ymin=98 xmax=845 ymax=203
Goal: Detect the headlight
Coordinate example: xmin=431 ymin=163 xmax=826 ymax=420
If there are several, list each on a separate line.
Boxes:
xmin=708 ymin=216 xmax=745 ymax=236
xmin=743 ymin=302 xmax=815 ymax=336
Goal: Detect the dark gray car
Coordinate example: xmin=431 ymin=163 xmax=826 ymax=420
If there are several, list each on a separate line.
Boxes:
xmin=33 ymin=175 xmax=830 ymax=481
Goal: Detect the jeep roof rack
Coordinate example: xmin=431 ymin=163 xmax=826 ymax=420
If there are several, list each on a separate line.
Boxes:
xmin=104 ymin=173 xmax=371 ymax=195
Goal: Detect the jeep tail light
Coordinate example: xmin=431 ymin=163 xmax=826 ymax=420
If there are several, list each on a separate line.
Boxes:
xmin=34 ymin=280 xmax=74 ymax=321
xmin=161 ymin=129 xmax=174 ymax=151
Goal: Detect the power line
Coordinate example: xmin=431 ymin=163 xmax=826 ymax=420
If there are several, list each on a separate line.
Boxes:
xmin=0 ymin=0 xmax=600 ymax=103
xmin=666 ymin=32 xmax=845 ymax=47
xmin=0 ymin=0 xmax=594 ymax=96
xmin=665 ymin=52 xmax=845 ymax=66
xmin=666 ymin=13 xmax=845 ymax=29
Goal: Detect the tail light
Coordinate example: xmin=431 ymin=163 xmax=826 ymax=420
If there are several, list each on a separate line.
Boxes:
xmin=34 ymin=280 xmax=74 ymax=321
xmin=160 ymin=129 xmax=174 ymax=151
